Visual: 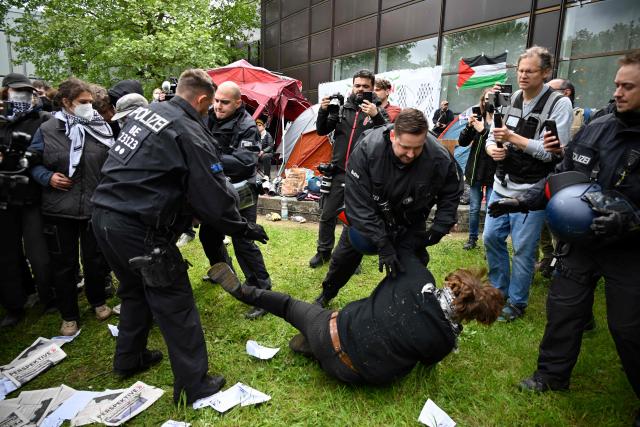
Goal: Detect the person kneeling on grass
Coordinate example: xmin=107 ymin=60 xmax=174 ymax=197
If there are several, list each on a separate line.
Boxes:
xmin=209 ymin=243 xmax=503 ymax=385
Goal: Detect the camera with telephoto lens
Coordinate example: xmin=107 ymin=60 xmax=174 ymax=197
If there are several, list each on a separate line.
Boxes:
xmin=161 ymin=77 xmax=178 ymax=101
xmin=317 ymin=162 xmax=336 ymax=194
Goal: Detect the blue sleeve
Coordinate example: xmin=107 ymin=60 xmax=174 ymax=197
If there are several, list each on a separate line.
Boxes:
xmin=28 ymin=128 xmax=53 ymax=187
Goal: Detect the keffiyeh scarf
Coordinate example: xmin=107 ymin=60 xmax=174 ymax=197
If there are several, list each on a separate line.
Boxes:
xmin=55 ymin=109 xmax=114 ymax=177
xmin=421 ymin=282 xmax=462 ymax=340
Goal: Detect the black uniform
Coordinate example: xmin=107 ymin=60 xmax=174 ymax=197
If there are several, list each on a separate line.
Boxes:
xmin=314 ymin=94 xmax=389 ymax=256
xmin=431 ymin=108 xmax=454 ymax=137
xmin=319 ymin=124 xmax=463 ymax=302
xmin=227 ymin=240 xmax=458 ymax=384
xmin=199 ymin=105 xmax=272 ymax=290
xmin=0 ymin=109 xmax=52 ymax=318
xmin=91 ymin=96 xmax=249 ymax=403
xmin=521 ymin=111 xmax=640 ymax=397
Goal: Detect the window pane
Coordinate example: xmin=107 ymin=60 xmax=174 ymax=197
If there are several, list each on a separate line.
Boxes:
xmin=557 ymin=56 xmax=620 ymax=109
xmin=560 ymin=0 xmax=640 ymax=59
xmin=441 ymin=18 xmax=529 ymax=74
xmin=439 ymin=67 xmax=518 ymax=114
xmin=332 ymin=51 xmax=375 ymax=80
xmin=378 ymin=37 xmax=438 ymax=72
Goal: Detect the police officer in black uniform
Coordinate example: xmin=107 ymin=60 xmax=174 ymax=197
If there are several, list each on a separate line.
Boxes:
xmin=309 ymin=69 xmax=389 ymax=268
xmin=91 ymin=69 xmax=268 ymax=404
xmin=199 ymin=81 xmax=273 ymax=319
xmin=314 ymin=108 xmax=463 ymax=307
xmin=490 ymin=52 xmax=640 ymax=425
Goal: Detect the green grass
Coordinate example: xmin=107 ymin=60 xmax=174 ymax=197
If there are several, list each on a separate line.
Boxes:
xmin=1 ymin=220 xmax=637 ymax=426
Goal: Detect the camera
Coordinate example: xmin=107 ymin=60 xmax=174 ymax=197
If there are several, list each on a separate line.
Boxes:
xmin=327 ymin=93 xmax=344 ymax=122
xmin=0 ymin=125 xmax=37 ymax=209
xmin=487 ymin=91 xmax=511 ymax=108
xmin=161 ymin=78 xmax=178 ymax=101
xmin=317 ymin=162 xmax=336 ymax=195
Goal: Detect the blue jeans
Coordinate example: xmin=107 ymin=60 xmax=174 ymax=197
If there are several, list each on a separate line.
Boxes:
xmin=468 ymin=183 xmax=492 ymax=240
xmin=482 ymin=191 xmax=545 ymax=307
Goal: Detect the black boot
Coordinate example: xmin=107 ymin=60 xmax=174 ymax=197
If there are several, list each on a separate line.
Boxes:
xmin=114 ymin=349 xmax=163 ymax=379
xmin=289 ymin=333 xmax=313 ymax=358
xmin=208 ymin=263 xmax=242 ymax=298
xmin=314 ymin=293 xmax=331 ymax=308
xmin=309 ymin=251 xmax=331 ymax=268
xmin=463 ymin=237 xmax=477 ymax=250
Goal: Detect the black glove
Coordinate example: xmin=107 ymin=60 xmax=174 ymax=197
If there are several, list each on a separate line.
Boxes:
xmin=590 ymin=211 xmax=625 ymax=236
xmin=378 ymin=243 xmax=404 ymax=278
xmin=583 ymin=190 xmax=640 ymax=238
xmin=488 ymin=198 xmax=528 ymax=217
xmin=243 ymin=222 xmax=269 ymax=244
xmin=423 ymin=229 xmax=446 ymax=246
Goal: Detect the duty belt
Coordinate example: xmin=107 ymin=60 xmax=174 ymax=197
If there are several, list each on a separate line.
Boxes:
xmin=329 ymin=311 xmax=357 ymax=373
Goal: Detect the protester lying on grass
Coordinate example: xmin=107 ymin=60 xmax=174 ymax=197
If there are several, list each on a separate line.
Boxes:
xmin=209 ymin=242 xmax=503 ymax=385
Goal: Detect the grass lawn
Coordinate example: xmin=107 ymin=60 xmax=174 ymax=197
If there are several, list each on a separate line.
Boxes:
xmin=1 ymin=219 xmax=637 ymax=426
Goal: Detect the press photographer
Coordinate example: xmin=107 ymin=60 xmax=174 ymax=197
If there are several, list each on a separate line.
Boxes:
xmin=0 ymin=73 xmax=52 ymax=328
xmin=309 ymin=69 xmax=389 ymax=268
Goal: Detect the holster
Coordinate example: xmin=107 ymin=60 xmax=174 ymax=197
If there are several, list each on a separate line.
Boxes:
xmin=129 ymin=233 xmax=189 ymax=288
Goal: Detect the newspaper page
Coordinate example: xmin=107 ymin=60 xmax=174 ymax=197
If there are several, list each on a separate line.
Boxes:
xmin=70 ymin=390 xmax=125 ymax=427
xmin=2 ymin=344 xmax=66 ymax=388
xmin=92 ymin=381 xmax=164 ymax=426
xmin=13 ymin=387 xmax=60 ymax=425
xmin=35 ymin=385 xmax=76 ymax=426
xmin=0 ymin=338 xmax=51 ymax=371
xmin=0 ymin=401 xmax=28 ymax=427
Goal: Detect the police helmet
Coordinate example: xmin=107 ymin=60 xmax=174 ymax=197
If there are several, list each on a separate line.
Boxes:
xmin=545 ymin=182 xmax=601 ymax=242
xmin=348 ymin=227 xmax=378 ymax=255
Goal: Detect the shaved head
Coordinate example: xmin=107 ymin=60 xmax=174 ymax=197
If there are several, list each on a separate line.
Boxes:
xmin=217 ymin=81 xmax=241 ymax=100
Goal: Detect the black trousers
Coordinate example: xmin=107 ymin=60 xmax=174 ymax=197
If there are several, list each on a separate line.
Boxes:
xmin=259 ymin=153 xmax=273 ymax=179
xmin=92 ymin=207 xmax=213 ymax=402
xmin=535 ymin=243 xmax=640 ymax=398
xmin=316 ymin=172 xmax=345 ymax=254
xmin=199 ymin=203 xmax=270 ymax=289
xmin=0 ymin=207 xmax=27 ymax=313
xmin=322 ymin=228 xmax=428 ymax=301
xmin=237 ymin=285 xmax=362 ymax=384
xmin=43 ymin=215 xmax=108 ymax=321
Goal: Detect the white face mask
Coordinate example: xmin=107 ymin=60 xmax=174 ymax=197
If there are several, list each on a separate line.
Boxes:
xmin=8 ymin=91 xmax=33 ymax=104
xmin=73 ymin=103 xmax=94 ymax=120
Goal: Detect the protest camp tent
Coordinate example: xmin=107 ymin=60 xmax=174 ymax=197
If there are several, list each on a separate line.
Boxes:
xmin=279 ymin=104 xmax=331 ymax=176
xmin=206 ymin=60 xmax=311 ymax=146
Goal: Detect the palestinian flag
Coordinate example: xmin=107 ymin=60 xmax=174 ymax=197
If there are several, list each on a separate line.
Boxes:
xmin=456 ymin=53 xmax=507 ymax=90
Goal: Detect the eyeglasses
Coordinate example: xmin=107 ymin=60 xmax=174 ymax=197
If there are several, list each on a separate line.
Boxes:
xmin=517 ymin=68 xmax=542 ymax=75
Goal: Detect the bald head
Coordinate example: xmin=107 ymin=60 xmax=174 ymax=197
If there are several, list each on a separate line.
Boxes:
xmin=214 ymin=81 xmax=243 ymax=120
xmin=548 ymin=78 xmax=575 ymax=105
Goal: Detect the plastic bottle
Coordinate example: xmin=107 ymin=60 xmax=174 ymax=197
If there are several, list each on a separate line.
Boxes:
xmin=281 ymin=197 xmax=289 ymax=220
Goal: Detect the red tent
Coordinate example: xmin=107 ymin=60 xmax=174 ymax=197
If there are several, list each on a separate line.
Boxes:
xmin=206 ymin=60 xmax=311 ymax=144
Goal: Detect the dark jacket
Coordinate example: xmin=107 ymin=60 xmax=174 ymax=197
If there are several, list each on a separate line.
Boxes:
xmin=523 ymin=111 xmax=640 ymax=248
xmin=458 ymin=117 xmax=496 ymax=186
xmin=0 ymin=109 xmax=50 ymax=205
xmin=92 ymin=96 xmax=247 ymax=234
xmin=345 ymin=124 xmax=463 ymax=250
xmin=260 ymin=131 xmax=274 ymax=154
xmin=338 ymin=248 xmax=457 ymax=384
xmin=30 ymin=118 xmax=109 ymax=219
xmin=108 ymin=80 xmax=144 ymax=107
xmin=208 ymin=105 xmax=260 ymax=183
xmin=316 ymin=93 xmax=389 ymax=172
xmin=432 ymin=108 xmax=454 ymax=136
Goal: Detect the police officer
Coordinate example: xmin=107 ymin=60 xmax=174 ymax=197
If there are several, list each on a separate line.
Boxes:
xmin=199 ymin=81 xmax=273 ymax=319
xmin=309 ymin=69 xmax=389 ymax=268
xmin=490 ymin=51 xmax=640 ymax=424
xmin=91 ymin=69 xmax=268 ymax=404
xmin=314 ymin=108 xmax=463 ymax=307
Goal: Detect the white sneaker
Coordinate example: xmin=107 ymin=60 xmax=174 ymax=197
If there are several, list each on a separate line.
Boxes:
xmin=176 ymin=233 xmax=194 ymax=248
xmin=113 ymin=304 xmax=121 ymax=315
xmin=95 ymin=304 xmax=112 ymax=321
xmin=223 ymin=236 xmax=231 ymax=245
xmin=60 ymin=320 xmax=79 ymax=336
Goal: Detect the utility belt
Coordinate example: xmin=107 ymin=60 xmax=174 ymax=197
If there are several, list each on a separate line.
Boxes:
xmin=329 ymin=311 xmax=358 ymax=373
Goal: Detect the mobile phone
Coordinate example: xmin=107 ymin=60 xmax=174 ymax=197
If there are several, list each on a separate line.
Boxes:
xmin=471 ymin=106 xmax=482 ymax=120
xmin=499 ymin=84 xmax=513 ymax=94
xmin=0 ymin=100 xmax=13 ymax=117
xmin=543 ymin=119 xmax=558 ymax=141
xmin=362 ymin=91 xmax=373 ymax=103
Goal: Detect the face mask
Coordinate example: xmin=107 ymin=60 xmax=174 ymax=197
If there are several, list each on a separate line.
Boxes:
xmin=74 ymin=103 xmax=94 ymax=120
xmin=8 ymin=91 xmax=33 ymax=104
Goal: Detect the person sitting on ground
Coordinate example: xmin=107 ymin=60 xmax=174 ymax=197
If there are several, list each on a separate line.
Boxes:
xmin=209 ymin=241 xmax=503 ymax=385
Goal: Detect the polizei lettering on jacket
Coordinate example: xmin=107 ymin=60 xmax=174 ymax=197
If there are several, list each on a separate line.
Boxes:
xmin=572 ymin=152 xmax=591 ymax=165
xmin=129 ymin=107 xmax=170 ymax=134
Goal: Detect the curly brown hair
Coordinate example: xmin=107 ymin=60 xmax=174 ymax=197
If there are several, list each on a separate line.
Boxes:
xmin=444 ymin=268 xmax=504 ymax=325
xmin=52 ymin=77 xmax=92 ymax=110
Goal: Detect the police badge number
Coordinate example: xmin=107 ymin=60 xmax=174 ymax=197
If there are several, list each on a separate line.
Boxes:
xmin=109 ymin=107 xmax=171 ymax=164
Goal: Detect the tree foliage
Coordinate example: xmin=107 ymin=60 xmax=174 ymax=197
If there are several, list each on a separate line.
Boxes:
xmin=5 ymin=0 xmax=259 ymax=89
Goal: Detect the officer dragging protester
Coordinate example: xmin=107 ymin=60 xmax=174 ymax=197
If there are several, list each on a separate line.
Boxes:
xmin=91 ymin=69 xmax=268 ymax=404
xmin=314 ymin=108 xmax=463 ymax=307
xmin=489 ymin=51 xmax=640 ymax=425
